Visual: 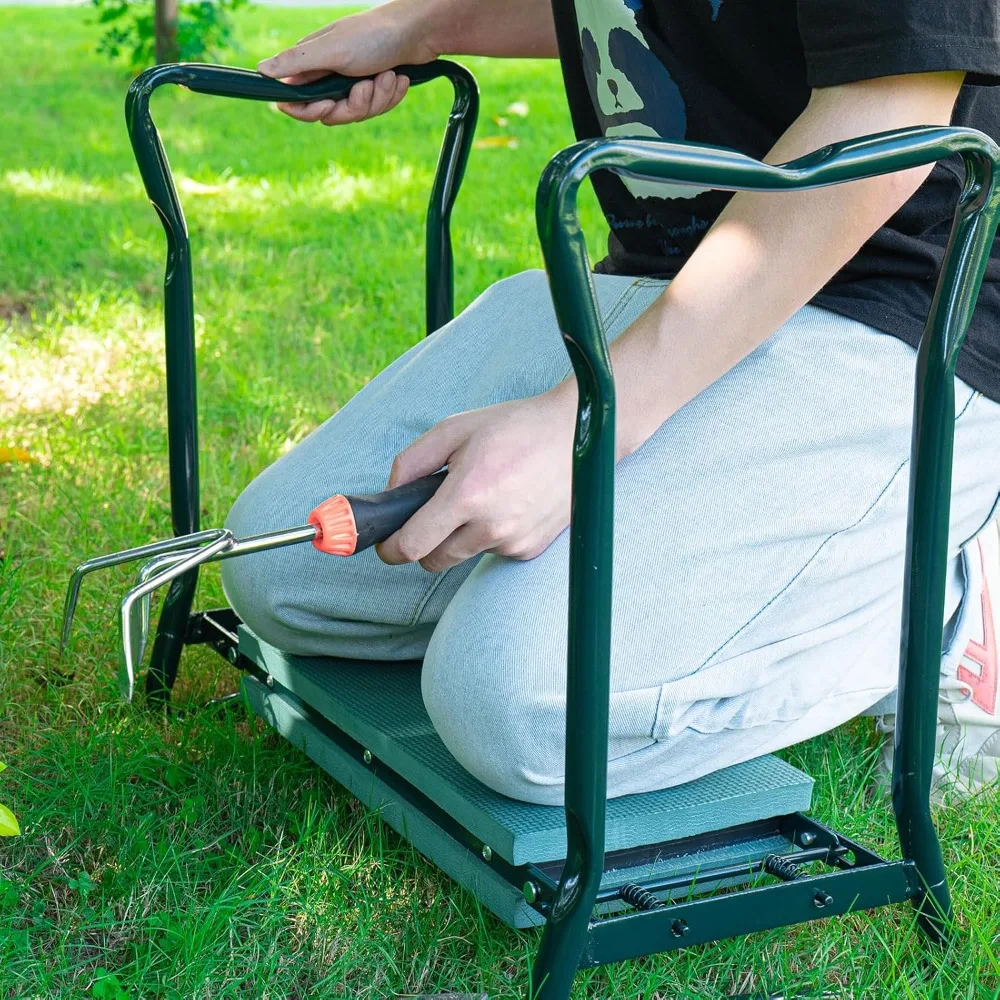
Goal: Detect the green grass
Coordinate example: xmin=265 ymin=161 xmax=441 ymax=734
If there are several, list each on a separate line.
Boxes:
xmin=1 ymin=6 xmax=998 ymax=998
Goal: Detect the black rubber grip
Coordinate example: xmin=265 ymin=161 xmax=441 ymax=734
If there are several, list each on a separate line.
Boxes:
xmin=173 ymin=61 xmax=466 ymax=105
xmin=344 ymin=471 xmax=447 ymax=553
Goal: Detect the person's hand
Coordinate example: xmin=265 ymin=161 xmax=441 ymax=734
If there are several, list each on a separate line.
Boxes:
xmin=377 ymin=390 xmax=578 ymax=572
xmin=257 ymin=5 xmax=437 ymax=126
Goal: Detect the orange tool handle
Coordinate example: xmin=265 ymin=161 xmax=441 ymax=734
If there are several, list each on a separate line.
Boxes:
xmin=308 ymin=472 xmax=447 ymax=556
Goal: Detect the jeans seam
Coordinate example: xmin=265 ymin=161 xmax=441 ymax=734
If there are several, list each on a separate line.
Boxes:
xmin=697 ymin=386 xmax=980 ymax=673
xmin=963 ymin=491 xmax=1000 ymax=549
xmin=651 ymin=685 xmax=669 ymax=740
xmin=409 ymin=564 xmax=461 ymax=627
xmin=557 ymin=277 xmax=664 ymax=383
xmin=955 ymin=392 xmax=1000 ymax=548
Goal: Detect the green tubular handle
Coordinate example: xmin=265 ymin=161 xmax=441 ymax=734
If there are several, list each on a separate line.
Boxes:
xmin=531 ymin=127 xmax=1000 ymax=998
xmin=125 ymin=59 xmax=477 ymax=539
xmin=124 ymin=60 xmax=477 ymax=702
xmin=125 ymin=60 xmax=479 ymax=337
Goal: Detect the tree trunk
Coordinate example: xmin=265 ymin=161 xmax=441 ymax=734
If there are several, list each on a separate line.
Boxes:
xmin=155 ymin=0 xmax=179 ymax=64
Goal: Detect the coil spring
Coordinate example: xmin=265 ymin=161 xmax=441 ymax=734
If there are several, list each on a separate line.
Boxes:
xmin=618 ymin=882 xmax=664 ymax=911
xmin=763 ymin=853 xmax=802 ymax=881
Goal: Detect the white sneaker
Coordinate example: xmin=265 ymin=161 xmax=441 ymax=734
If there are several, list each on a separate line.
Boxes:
xmin=877 ymin=519 xmax=1000 ymax=804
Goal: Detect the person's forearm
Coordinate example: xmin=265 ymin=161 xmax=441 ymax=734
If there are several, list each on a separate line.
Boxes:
xmin=547 ymin=72 xmax=964 ymax=458
xmin=259 ymin=0 xmax=558 ymax=124
xmin=393 ymin=0 xmax=558 ymax=60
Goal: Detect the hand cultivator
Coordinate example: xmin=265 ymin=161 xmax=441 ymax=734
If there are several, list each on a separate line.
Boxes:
xmin=62 ymin=50 xmax=1000 ymax=1000
xmin=62 ymin=472 xmax=445 ymax=700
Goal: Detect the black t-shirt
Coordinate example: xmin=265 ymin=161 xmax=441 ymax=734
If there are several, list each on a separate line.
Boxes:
xmin=553 ymin=0 xmax=1000 ymax=401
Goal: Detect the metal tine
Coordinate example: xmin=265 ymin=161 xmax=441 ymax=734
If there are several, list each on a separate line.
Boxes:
xmin=131 ymin=550 xmax=202 ymax=668
xmin=119 ymin=530 xmax=237 ymax=701
xmin=111 ymin=520 xmax=317 ymax=700
xmin=119 ymin=522 xmax=319 ymax=688
xmin=60 ymin=528 xmax=229 ymax=652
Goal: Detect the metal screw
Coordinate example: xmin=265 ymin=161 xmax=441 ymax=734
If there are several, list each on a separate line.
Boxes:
xmin=523 ymin=881 xmax=540 ymax=904
xmin=813 ymin=890 xmax=834 ymax=909
xmin=671 ymin=919 xmax=689 ymax=938
xmin=481 ymin=844 xmax=493 ymax=862
xmin=227 ymin=646 xmax=238 ymax=666
xmin=362 ymin=749 xmax=372 ymax=765
xmin=800 ymin=831 xmax=817 ymax=847
xmin=265 ymin=673 xmax=275 ymax=689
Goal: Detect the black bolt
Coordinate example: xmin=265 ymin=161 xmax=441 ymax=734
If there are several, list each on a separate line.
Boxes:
xmin=813 ymin=890 xmax=834 ymax=909
xmin=671 ymin=919 xmax=689 ymax=938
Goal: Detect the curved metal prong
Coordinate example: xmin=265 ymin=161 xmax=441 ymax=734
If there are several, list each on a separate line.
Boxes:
xmin=60 ymin=529 xmax=229 ymax=652
xmin=119 ymin=530 xmax=236 ymax=701
xmin=131 ymin=550 xmax=202 ymax=668
xmin=117 ymin=522 xmax=317 ymax=673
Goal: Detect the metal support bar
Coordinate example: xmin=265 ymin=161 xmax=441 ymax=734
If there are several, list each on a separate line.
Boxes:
xmin=890 ymin=139 xmax=1000 ymax=940
xmin=584 ymin=861 xmax=920 ymax=967
xmin=124 ymin=61 xmax=478 ymax=703
xmin=533 ymin=125 xmax=1000 ymax=999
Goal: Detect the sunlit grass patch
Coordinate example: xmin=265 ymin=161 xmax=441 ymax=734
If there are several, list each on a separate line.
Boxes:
xmin=1 ymin=314 xmax=161 ymax=423
xmin=1 ymin=169 xmax=126 ymax=205
xmin=176 ymin=158 xmax=428 ymax=215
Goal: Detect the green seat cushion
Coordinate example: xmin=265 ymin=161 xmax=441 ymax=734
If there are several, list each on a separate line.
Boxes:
xmin=240 ymin=627 xmax=813 ymax=867
xmin=243 ymin=676 xmax=804 ymax=929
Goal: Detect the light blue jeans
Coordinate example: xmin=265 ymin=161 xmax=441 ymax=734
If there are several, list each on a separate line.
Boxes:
xmin=222 ymin=271 xmax=1000 ymax=805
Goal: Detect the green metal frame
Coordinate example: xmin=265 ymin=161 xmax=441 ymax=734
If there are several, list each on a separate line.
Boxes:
xmin=532 ymin=127 xmax=1000 ymax=996
xmin=123 ymin=59 xmax=1000 ymax=1000
xmin=124 ymin=61 xmax=478 ymax=701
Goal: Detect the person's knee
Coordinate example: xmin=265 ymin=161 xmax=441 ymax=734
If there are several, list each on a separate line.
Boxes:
xmin=421 ymin=607 xmax=566 ymax=806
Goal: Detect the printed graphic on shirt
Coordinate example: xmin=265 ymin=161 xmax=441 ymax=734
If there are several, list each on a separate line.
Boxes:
xmin=575 ymin=0 xmax=708 ymax=200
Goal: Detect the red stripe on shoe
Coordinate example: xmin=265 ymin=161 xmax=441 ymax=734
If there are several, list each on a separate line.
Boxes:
xmin=958 ymin=539 xmax=999 ymax=715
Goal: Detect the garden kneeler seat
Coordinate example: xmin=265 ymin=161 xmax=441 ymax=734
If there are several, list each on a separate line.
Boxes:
xmin=238 ymin=626 xmax=815 ymax=929
xmin=122 ymin=56 xmax=1000 ymax=1000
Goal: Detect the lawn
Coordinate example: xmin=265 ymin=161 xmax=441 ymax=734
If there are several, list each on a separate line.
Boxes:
xmin=1 ymin=6 xmax=998 ymax=998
